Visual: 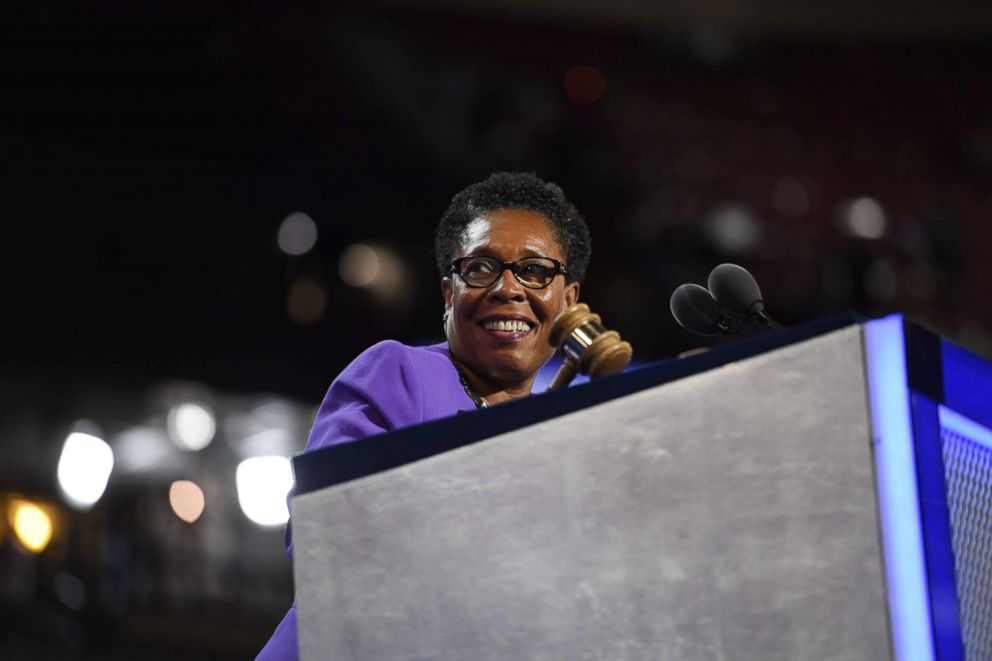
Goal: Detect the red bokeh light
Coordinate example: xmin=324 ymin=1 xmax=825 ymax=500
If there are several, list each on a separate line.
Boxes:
xmin=563 ymin=65 xmax=607 ymax=104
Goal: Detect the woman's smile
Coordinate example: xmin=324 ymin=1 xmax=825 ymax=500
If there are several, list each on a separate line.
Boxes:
xmin=478 ymin=315 xmax=536 ymax=340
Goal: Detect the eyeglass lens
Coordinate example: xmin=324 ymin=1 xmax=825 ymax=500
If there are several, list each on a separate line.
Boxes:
xmin=458 ymin=257 xmax=558 ymax=288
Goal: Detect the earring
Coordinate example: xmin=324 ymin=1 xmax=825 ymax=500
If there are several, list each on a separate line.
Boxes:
xmin=442 ymin=311 xmax=450 ymax=334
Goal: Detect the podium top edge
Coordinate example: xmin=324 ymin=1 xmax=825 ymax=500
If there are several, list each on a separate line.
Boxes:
xmin=292 ymin=313 xmax=882 ymax=496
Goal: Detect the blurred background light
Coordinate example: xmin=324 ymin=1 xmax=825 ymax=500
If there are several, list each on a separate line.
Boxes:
xmin=246 ymin=399 xmax=298 ymax=431
xmin=235 ymin=456 xmax=293 ymax=527
xmin=841 ymin=196 xmax=887 ymax=239
xmin=8 ymin=499 xmax=53 ymax=553
xmin=338 ymin=243 xmax=380 ymax=287
xmin=276 ymin=211 xmax=318 ymax=256
xmin=689 ymin=26 xmax=735 ymax=64
xmin=236 ymin=428 xmax=297 ymax=459
xmin=53 ymin=572 xmax=87 ymax=611
xmin=169 ymin=480 xmax=206 ymax=524
xmin=57 ymin=431 xmax=114 ymax=509
xmin=864 ymin=258 xmax=899 ymax=302
xmin=286 ymin=277 xmax=327 ymax=326
xmin=167 ymin=402 xmax=216 ymax=451
xmin=563 ymin=65 xmax=606 ymax=104
xmin=115 ymin=426 xmax=174 ymax=473
xmin=338 ymin=243 xmax=409 ymax=305
xmin=705 ymin=204 xmax=761 ymax=254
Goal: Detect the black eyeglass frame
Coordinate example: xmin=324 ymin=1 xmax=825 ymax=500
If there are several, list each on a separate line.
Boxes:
xmin=448 ymin=256 xmax=570 ymax=289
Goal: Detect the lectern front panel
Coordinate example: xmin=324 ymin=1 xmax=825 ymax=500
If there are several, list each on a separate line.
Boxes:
xmin=293 ymin=326 xmax=889 ymax=660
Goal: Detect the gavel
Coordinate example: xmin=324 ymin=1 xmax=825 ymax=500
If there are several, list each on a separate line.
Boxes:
xmin=547 ymin=303 xmax=633 ymax=390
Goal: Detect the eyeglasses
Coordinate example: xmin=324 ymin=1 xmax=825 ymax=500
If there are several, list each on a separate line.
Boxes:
xmin=449 ymin=256 xmax=568 ymax=289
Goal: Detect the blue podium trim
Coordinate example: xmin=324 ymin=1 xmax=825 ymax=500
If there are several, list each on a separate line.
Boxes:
xmin=912 ymin=396 xmax=964 ymax=661
xmin=866 ymin=315 xmax=992 ymax=661
xmin=865 ymin=315 xmax=936 ymax=661
xmin=942 ymin=341 xmax=992 ymax=431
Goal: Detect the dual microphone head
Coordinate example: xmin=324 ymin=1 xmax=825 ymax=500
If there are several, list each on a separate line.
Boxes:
xmin=670 ymin=263 xmax=782 ymax=337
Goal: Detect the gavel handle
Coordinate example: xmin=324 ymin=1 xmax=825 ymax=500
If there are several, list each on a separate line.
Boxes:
xmin=548 ymin=358 xmax=579 ymax=391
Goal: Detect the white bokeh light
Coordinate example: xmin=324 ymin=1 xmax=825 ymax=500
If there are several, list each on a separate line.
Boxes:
xmin=706 ymin=204 xmax=760 ymax=254
xmin=167 ymin=402 xmax=216 ymax=451
xmin=115 ymin=426 xmax=174 ymax=472
xmin=842 ymin=197 xmax=887 ymax=239
xmin=277 ymin=212 xmax=319 ymax=256
xmin=235 ymin=456 xmax=293 ymax=527
xmin=57 ymin=432 xmax=114 ymax=509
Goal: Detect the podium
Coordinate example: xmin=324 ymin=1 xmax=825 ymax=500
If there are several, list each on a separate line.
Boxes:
xmin=291 ymin=315 xmax=992 ymax=660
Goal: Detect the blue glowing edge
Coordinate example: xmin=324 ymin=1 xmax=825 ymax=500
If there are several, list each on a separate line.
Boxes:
xmin=938 ymin=405 xmax=992 ymax=451
xmin=864 ymin=315 xmax=936 ymax=661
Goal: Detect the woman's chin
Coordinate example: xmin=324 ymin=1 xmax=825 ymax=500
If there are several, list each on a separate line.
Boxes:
xmin=478 ymin=351 xmax=551 ymax=387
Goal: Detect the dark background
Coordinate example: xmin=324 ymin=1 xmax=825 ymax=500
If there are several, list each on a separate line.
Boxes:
xmin=2 ymin=1 xmax=992 ymax=658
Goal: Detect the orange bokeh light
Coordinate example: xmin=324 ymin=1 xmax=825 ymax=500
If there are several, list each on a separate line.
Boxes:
xmin=169 ymin=480 xmax=206 ymax=524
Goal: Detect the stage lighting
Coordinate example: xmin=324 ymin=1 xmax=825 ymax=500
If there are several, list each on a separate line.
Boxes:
xmin=169 ymin=480 xmax=206 ymax=524
xmin=8 ymin=499 xmax=53 ymax=553
xmin=115 ymin=426 xmax=174 ymax=473
xmin=57 ymin=432 xmax=114 ymax=509
xmin=286 ymin=277 xmax=327 ymax=326
xmin=841 ymin=196 xmax=887 ymax=239
xmin=338 ymin=243 xmax=409 ymax=306
xmin=338 ymin=243 xmax=380 ymax=287
xmin=235 ymin=456 xmax=293 ymax=527
xmin=167 ymin=402 xmax=216 ymax=451
xmin=706 ymin=204 xmax=760 ymax=254
xmin=277 ymin=212 xmax=318 ymax=256
xmin=563 ymin=65 xmax=606 ymax=104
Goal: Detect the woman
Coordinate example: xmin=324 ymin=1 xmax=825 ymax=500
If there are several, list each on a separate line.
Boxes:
xmin=257 ymin=171 xmax=591 ymax=659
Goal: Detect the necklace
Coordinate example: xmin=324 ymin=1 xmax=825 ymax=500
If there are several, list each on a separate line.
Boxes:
xmin=452 ymin=360 xmax=489 ymax=409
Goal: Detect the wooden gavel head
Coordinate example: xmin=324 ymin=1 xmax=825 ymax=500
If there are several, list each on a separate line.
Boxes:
xmin=546 ymin=303 xmax=633 ymax=390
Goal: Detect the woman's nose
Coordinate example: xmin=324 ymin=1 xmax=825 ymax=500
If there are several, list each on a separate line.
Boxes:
xmin=488 ymin=268 xmax=526 ymax=301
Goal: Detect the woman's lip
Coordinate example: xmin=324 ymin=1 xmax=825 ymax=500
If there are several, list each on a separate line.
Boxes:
xmin=477 ymin=315 xmax=536 ymax=325
xmin=478 ymin=324 xmax=534 ymax=342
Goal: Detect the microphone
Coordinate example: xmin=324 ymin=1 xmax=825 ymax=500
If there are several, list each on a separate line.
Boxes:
xmin=669 ymin=283 xmax=738 ymax=336
xmin=706 ymin=263 xmax=782 ymax=329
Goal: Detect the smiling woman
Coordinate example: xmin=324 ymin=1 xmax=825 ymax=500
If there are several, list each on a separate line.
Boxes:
xmin=256 ymin=172 xmax=591 ymax=660
xmin=443 ymin=208 xmax=581 ymax=404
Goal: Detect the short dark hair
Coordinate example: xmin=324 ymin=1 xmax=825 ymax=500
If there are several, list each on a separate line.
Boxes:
xmin=434 ymin=172 xmax=592 ymax=283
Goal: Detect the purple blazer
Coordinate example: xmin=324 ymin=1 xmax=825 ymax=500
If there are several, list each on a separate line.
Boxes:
xmin=256 ymin=340 xmax=474 ymax=660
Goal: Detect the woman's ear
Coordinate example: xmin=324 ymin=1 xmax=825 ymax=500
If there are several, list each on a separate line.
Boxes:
xmin=564 ymin=281 xmax=580 ymax=308
xmin=441 ymin=276 xmax=453 ymax=312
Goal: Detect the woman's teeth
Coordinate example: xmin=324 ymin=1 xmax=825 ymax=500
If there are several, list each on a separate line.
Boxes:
xmin=483 ymin=320 xmax=532 ymax=332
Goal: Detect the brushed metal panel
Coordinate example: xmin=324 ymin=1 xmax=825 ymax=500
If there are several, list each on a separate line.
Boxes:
xmin=294 ymin=325 xmax=889 ymax=660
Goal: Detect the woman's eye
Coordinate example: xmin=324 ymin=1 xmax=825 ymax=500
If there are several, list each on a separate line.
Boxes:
xmin=521 ymin=263 xmax=551 ymax=276
xmin=465 ymin=260 xmax=496 ymax=274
